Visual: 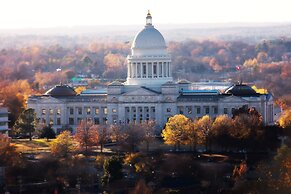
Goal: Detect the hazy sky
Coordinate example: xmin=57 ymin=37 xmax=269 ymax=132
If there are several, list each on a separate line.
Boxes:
xmin=1 ymin=0 xmax=291 ymax=29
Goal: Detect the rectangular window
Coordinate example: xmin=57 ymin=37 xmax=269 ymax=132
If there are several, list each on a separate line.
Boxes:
xmin=95 ymin=107 xmax=99 ymax=115
xmin=69 ymin=118 xmax=74 ymax=125
xmin=167 ymin=108 xmax=171 ymax=113
xmin=49 ymin=109 xmax=53 ymax=115
xmin=231 ymin=108 xmax=236 ymax=114
xmin=86 ymin=107 xmax=91 ymax=115
xmin=205 ymin=107 xmax=210 ymax=114
xmin=224 ymin=108 xmax=228 ymax=114
xmin=103 ymin=107 xmax=108 ymax=115
xmin=49 ymin=119 xmax=54 ymax=125
xmin=197 ymin=107 xmax=201 ymax=114
xmin=112 ymin=108 xmax=117 ymax=113
xmin=78 ymin=107 xmax=82 ymax=115
xmin=57 ymin=118 xmax=61 ymax=125
xmin=57 ymin=108 xmax=61 ymax=115
xmin=94 ymin=118 xmax=100 ymax=125
xmin=214 ymin=107 xmax=218 ymax=114
xmin=42 ymin=109 xmax=46 ymax=115
xmin=69 ymin=108 xmax=74 ymax=115
xmin=187 ymin=106 xmax=192 ymax=114
xmin=103 ymin=117 xmax=108 ymax=124
xmin=178 ymin=106 xmax=183 ymax=114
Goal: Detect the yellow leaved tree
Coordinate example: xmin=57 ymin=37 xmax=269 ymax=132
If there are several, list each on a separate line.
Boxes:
xmin=279 ymin=108 xmax=291 ymax=136
xmin=50 ymin=131 xmax=75 ymax=158
xmin=162 ymin=114 xmax=190 ymax=150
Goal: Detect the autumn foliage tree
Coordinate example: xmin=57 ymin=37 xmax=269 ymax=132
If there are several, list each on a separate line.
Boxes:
xmin=0 ymin=134 xmax=21 ymax=166
xmin=162 ymin=114 xmax=190 ymax=150
xmin=212 ymin=115 xmax=234 ymax=150
xmin=195 ymin=115 xmax=213 ymax=150
xmin=75 ymin=120 xmax=99 ymax=153
xmin=186 ymin=121 xmax=204 ymax=151
xmin=51 ymin=131 xmax=75 ymax=158
xmin=231 ymin=107 xmax=264 ymax=149
xmin=278 ymin=108 xmax=291 ymax=136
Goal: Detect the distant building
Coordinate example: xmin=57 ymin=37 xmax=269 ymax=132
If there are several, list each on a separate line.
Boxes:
xmin=0 ymin=107 xmax=9 ymax=134
xmin=27 ymin=12 xmax=274 ymax=132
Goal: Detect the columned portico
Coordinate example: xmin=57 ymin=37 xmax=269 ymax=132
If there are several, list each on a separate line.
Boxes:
xmin=126 ymin=11 xmax=173 ymax=86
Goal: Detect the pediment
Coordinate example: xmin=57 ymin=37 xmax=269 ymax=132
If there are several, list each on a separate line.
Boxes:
xmin=122 ymin=87 xmax=159 ymax=96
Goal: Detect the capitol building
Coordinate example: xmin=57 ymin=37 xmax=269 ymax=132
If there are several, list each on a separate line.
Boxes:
xmin=28 ymin=12 xmax=274 ymax=132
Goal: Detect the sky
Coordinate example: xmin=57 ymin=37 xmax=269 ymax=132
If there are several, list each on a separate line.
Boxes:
xmin=0 ymin=0 xmax=291 ymax=29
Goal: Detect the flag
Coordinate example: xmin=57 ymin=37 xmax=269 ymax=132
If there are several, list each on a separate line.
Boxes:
xmin=56 ymin=68 xmax=62 ymax=72
xmin=236 ymin=65 xmax=241 ymax=71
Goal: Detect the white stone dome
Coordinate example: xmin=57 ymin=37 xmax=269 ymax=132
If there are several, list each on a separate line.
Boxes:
xmin=132 ymin=26 xmax=166 ymax=50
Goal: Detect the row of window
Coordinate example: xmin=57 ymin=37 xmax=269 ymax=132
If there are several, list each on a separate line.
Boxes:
xmin=40 ymin=117 xmax=108 ymax=125
xmin=176 ymin=106 xmax=235 ymax=115
xmin=69 ymin=107 xmax=111 ymax=115
xmin=41 ymin=107 xmax=114 ymax=116
xmin=0 ymin=113 xmax=8 ymax=117
xmin=42 ymin=108 xmax=61 ymax=115
xmin=125 ymin=107 xmax=155 ymax=113
xmin=0 ymin=121 xmax=8 ymax=126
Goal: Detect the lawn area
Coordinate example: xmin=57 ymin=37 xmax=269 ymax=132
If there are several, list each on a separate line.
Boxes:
xmin=11 ymin=139 xmax=52 ymax=153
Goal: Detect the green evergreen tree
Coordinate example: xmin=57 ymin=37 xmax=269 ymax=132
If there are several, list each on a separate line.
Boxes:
xmin=13 ymin=108 xmax=36 ymax=141
xmin=40 ymin=125 xmax=56 ymax=141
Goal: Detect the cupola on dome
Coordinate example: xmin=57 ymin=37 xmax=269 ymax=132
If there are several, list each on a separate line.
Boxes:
xmin=131 ymin=11 xmax=167 ymax=55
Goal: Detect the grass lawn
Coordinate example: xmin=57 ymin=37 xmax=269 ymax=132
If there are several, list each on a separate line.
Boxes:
xmin=11 ymin=139 xmax=52 ymax=153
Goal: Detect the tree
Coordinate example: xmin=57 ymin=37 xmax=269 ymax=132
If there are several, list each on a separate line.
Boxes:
xmin=212 ymin=115 xmax=234 ymax=150
xmin=0 ymin=134 xmax=21 ymax=166
xmin=102 ymin=156 xmax=123 ymax=186
xmin=40 ymin=125 xmax=56 ymax=141
xmin=278 ymin=108 xmax=291 ymax=136
xmin=185 ymin=121 xmax=204 ymax=151
xmin=51 ymin=131 xmax=75 ymax=158
xmin=121 ymin=123 xmax=145 ymax=152
xmin=132 ymin=179 xmax=152 ymax=194
xmin=231 ymin=107 xmax=263 ymax=150
xmin=94 ymin=124 xmax=110 ymax=153
xmin=13 ymin=108 xmax=36 ymax=141
xmin=195 ymin=115 xmax=213 ymax=150
xmin=239 ymin=145 xmax=291 ymax=193
xmin=110 ymin=124 xmax=123 ymax=154
xmin=162 ymin=114 xmax=190 ymax=150
xmin=75 ymin=120 xmax=99 ymax=153
xmin=141 ymin=120 xmax=156 ymax=152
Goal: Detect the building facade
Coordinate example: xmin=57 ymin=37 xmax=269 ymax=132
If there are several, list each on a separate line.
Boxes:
xmin=0 ymin=107 xmax=9 ymax=134
xmin=27 ymin=12 xmax=274 ymax=132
